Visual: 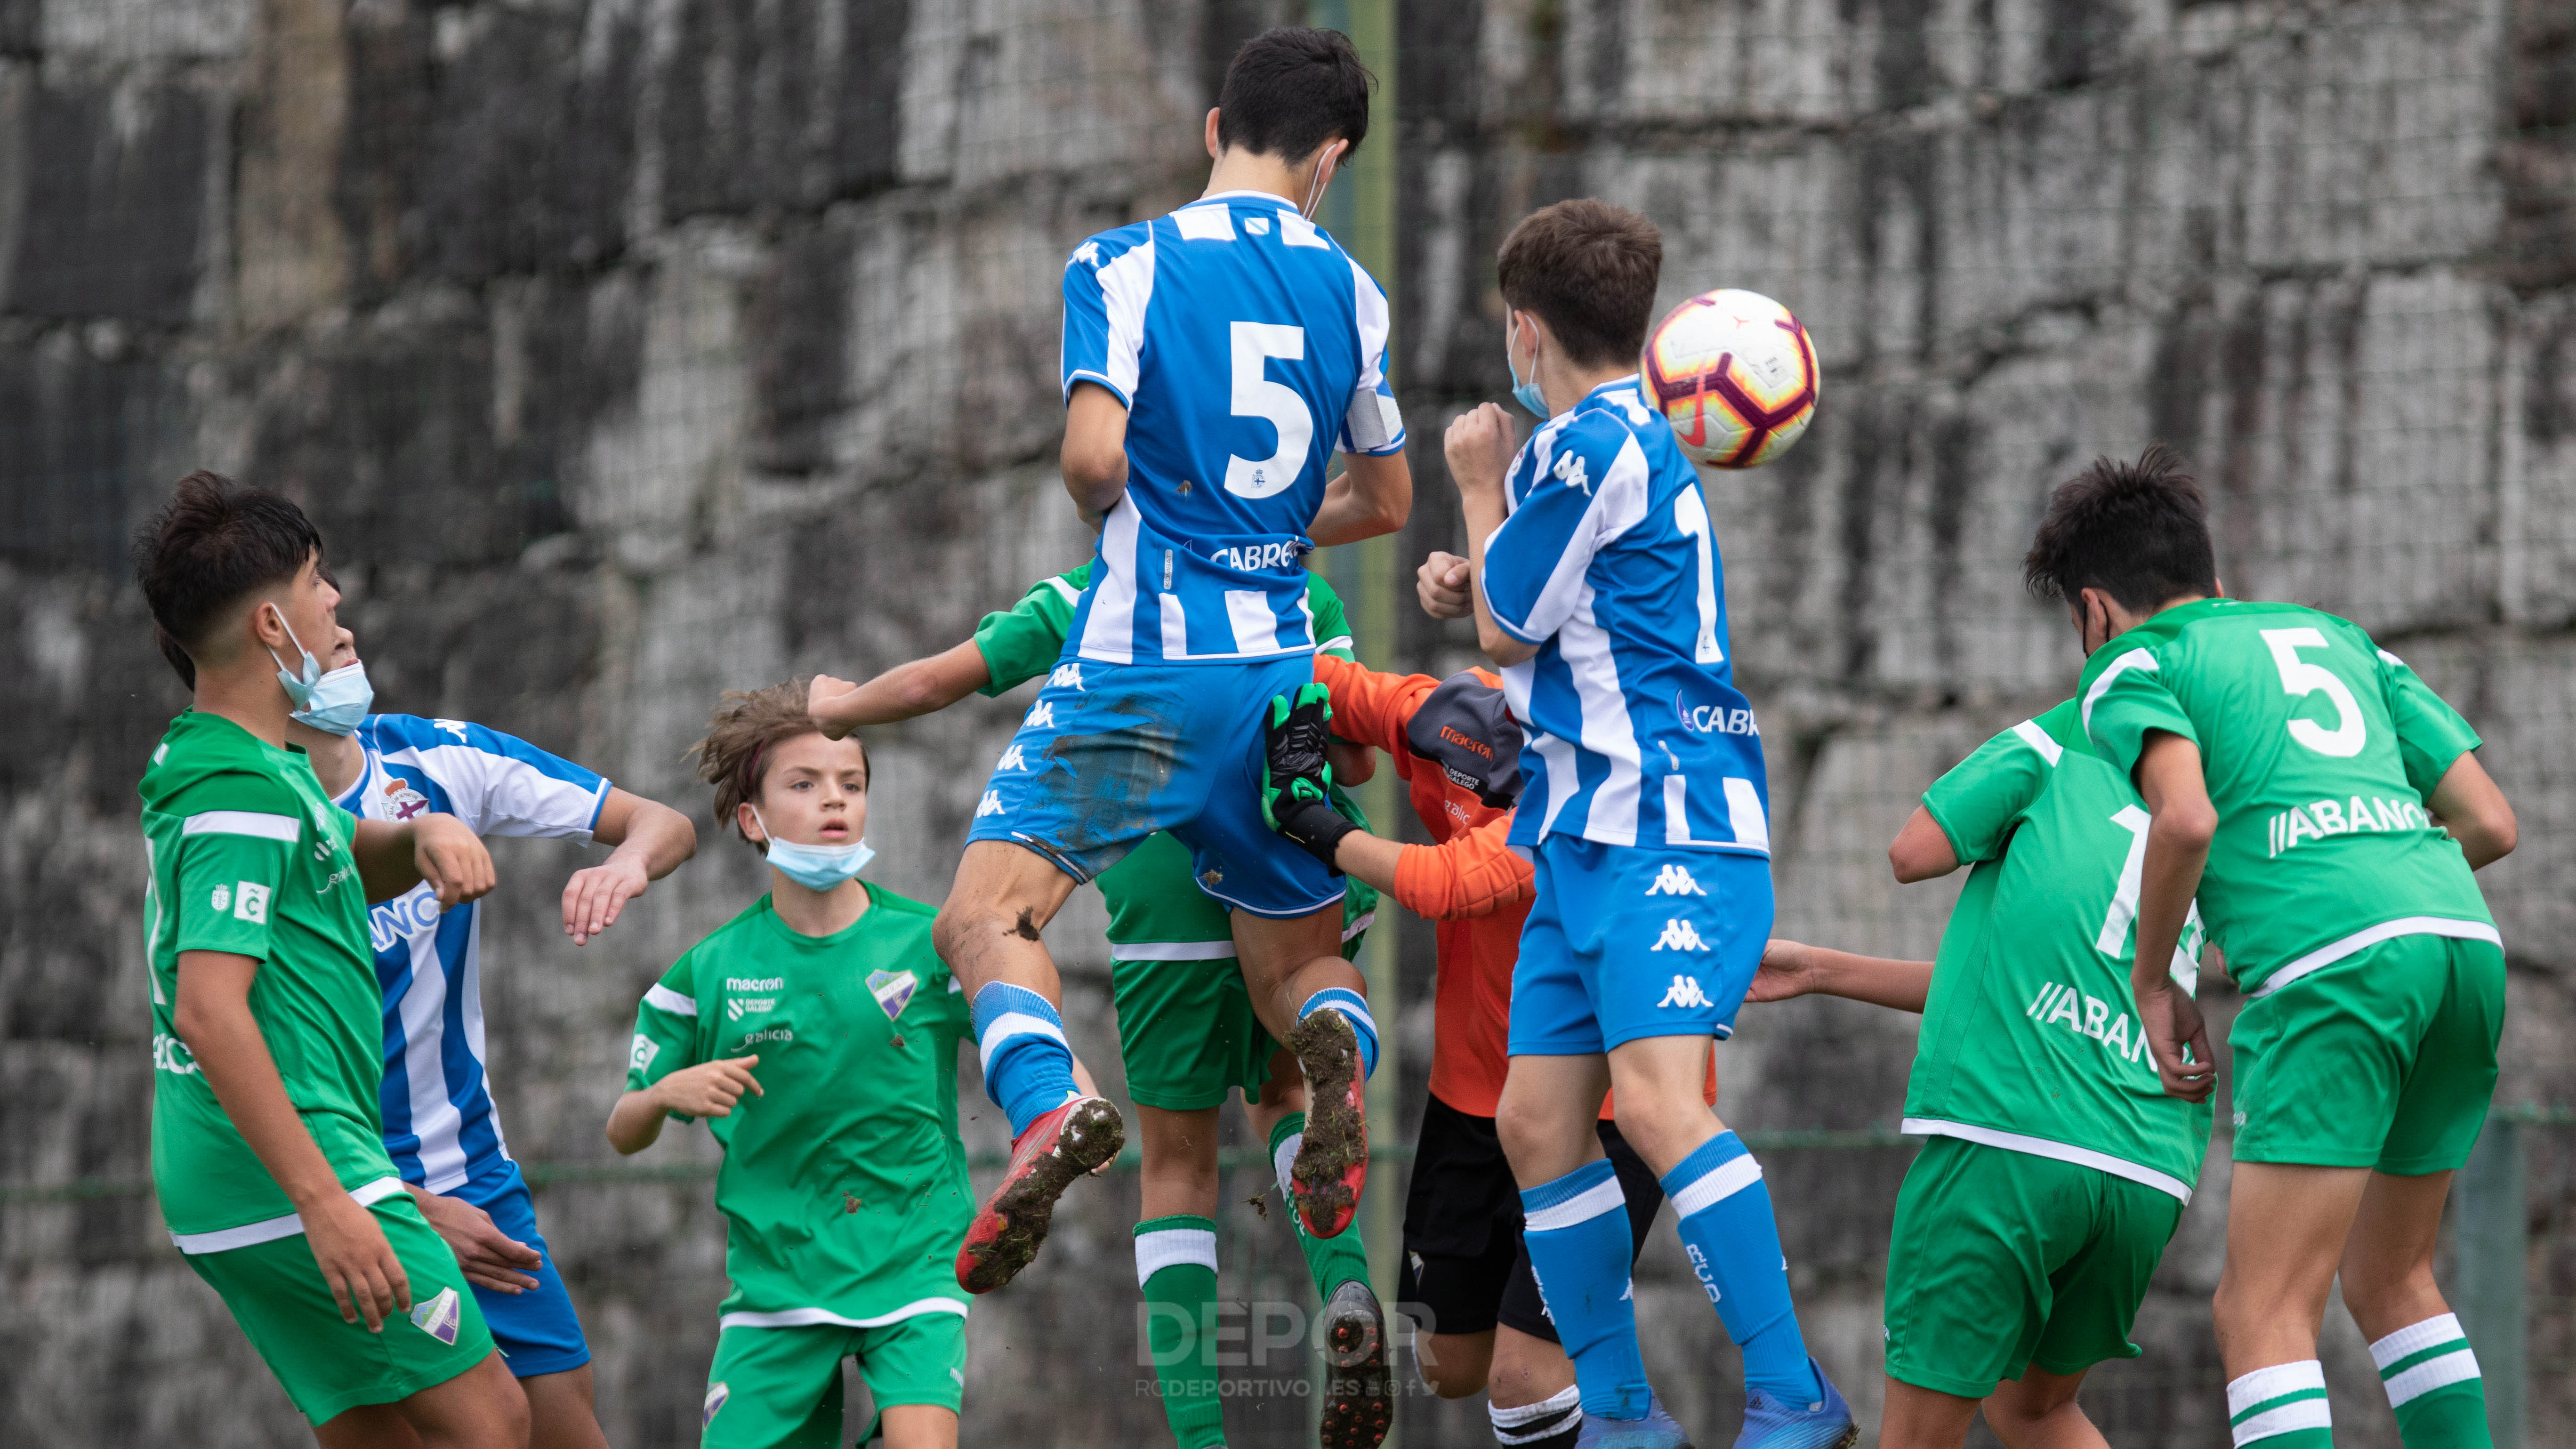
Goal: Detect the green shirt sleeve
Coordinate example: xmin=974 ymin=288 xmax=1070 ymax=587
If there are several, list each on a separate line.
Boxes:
xmin=1922 ymin=720 xmax=2056 ymax=864
xmin=2374 ymin=644 xmax=2482 ymax=799
xmin=973 ymin=565 xmax=1091 ymax=696
xmin=2080 ymin=644 xmax=2197 ymax=781
xmin=170 ymin=774 xmax=305 ymax=961
xmin=1305 ymin=571 xmax=1356 ymax=661
xmin=627 ymin=958 xmax=707 ymax=1119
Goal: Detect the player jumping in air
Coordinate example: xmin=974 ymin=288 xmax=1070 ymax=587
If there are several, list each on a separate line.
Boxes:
xmin=840 ymin=25 xmax=1412 ymax=1298
xmin=249 ymin=613 xmax=693 ymax=1449
xmin=1751 ymin=696 xmax=2215 ymax=1449
xmin=809 ymin=563 xmax=1393 ymax=1449
xmin=134 ymin=473 xmax=524 ymax=1447
xmin=610 ymin=683 xmax=1033 ymax=1449
xmin=1426 ymin=200 xmax=1856 ymax=1448
xmin=1260 ymin=650 xmax=1715 ymax=1449
xmin=2028 ymin=447 xmax=2517 ymax=1449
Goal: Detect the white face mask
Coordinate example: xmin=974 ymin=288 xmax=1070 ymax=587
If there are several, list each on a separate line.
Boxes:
xmin=1301 ymin=143 xmax=1344 ymax=221
xmin=750 ymin=807 xmax=874 ymax=891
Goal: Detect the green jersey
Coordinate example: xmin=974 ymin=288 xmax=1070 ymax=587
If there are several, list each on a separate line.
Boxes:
xmin=627 ymin=886 xmax=974 ymax=1327
xmin=1908 ymin=701 xmax=2213 ymax=1201
xmin=2078 ymin=599 xmax=2491 ymax=996
xmin=139 ymin=711 xmax=401 ymax=1241
xmin=973 ymin=562 xmax=1377 ymax=952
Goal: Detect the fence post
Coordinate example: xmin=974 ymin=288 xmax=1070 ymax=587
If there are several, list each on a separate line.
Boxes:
xmin=2456 ymin=1116 xmax=2526 ymax=1449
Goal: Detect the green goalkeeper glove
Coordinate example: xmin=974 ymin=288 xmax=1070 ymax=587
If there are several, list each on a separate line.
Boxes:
xmin=1261 ymin=683 xmax=1356 ymax=874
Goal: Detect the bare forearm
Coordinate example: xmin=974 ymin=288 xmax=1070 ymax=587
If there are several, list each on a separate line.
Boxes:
xmin=605 ymin=1089 xmax=666 ymax=1155
xmin=1790 ymin=944 xmax=1934 ymax=1013
xmin=1458 ymin=491 xmax=1538 ymax=668
xmin=1310 ymin=454 xmax=1412 ymax=547
xmin=177 ymin=961 xmax=346 ymax=1206
xmin=612 ymin=799 xmax=697 ymax=880
xmin=2129 ymin=829 xmax=2206 ymax=995
xmin=1331 ymin=830 xmax=1405 ymax=896
xmin=351 ymin=818 xmax=423 ymax=903
xmin=2427 ymin=751 xmax=2516 ymax=869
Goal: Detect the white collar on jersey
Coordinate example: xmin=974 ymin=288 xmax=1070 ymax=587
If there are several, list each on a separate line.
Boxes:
xmin=1187 ymin=188 xmax=1301 ymax=210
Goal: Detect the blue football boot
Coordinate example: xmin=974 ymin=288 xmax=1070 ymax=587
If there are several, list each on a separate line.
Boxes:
xmin=1572 ymin=1393 xmax=1692 ymax=1449
xmin=1733 ymin=1358 xmax=1858 ymax=1449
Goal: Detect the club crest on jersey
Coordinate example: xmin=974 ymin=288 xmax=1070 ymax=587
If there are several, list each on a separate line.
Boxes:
xmin=1645 ymin=864 xmax=1706 ymax=897
xmin=703 ymin=1382 xmax=730 ymax=1425
xmin=380 ymin=776 xmax=431 ymax=821
xmin=1650 ymin=919 xmax=1709 ymax=952
xmin=1657 ymin=975 xmax=1711 ymax=1008
xmin=869 ymin=968 xmax=919 ymax=1022
xmin=409 ymin=1287 xmax=462 ymax=1345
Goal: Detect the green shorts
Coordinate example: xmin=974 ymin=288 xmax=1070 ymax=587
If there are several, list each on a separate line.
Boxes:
xmin=183 ymin=1191 xmax=495 ymax=1425
xmin=1110 ymin=884 xmax=1373 ymax=1113
xmin=1882 ymin=1136 xmax=2185 ymax=1399
xmin=2231 ymin=933 xmax=2503 ymax=1172
xmin=701 ymin=1308 xmax=967 ymax=1448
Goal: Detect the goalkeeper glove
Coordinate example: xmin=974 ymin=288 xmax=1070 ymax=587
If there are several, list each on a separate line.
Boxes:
xmin=1261 ymin=683 xmax=1357 ymax=873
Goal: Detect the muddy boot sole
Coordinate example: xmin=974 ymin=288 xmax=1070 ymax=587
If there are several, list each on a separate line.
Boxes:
xmin=1286 ymin=1009 xmax=1367 ymax=1238
xmin=1319 ymin=1278 xmax=1393 ymax=1449
xmin=956 ymin=1097 xmax=1125 ymax=1295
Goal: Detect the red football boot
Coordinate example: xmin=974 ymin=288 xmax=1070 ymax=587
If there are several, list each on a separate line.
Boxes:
xmin=953 ymin=1095 xmax=1125 ymax=1295
xmin=1287 ymin=1009 xmax=1368 ymax=1240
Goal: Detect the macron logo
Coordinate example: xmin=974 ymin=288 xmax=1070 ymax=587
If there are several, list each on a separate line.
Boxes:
xmin=1048 ymin=663 xmax=1084 ymax=690
xmin=1657 ymin=975 xmax=1712 ymax=1008
xmin=1646 ymin=864 xmax=1706 ymax=897
xmin=1651 ymin=919 xmax=1709 ymax=953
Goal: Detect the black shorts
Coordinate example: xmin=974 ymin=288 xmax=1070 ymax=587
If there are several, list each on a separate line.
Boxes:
xmin=1396 ymin=1094 xmax=1665 ymax=1343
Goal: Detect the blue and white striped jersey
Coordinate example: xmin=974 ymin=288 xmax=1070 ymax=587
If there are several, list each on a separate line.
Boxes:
xmin=1059 ymin=190 xmax=1406 ymax=667
xmin=334 ymin=714 xmax=610 ymax=1193
xmin=1479 ymin=377 xmax=1770 ymax=855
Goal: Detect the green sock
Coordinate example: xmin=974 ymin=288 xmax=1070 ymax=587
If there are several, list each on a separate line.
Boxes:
xmin=1269 ymin=1112 xmax=1370 ymax=1297
xmin=2375 ymin=1314 xmax=2493 ymax=1449
xmin=1136 ymin=1215 xmax=1226 ymax=1449
xmin=2228 ymin=1361 xmax=2334 ymax=1449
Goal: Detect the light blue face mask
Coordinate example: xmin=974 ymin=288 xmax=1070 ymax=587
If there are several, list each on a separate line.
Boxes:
xmin=291 ymin=660 xmax=375 ymax=735
xmin=266 ymin=605 xmax=324 ymax=709
xmin=751 ymin=808 xmax=875 ymax=891
xmin=1506 ymin=313 xmax=1548 ymax=419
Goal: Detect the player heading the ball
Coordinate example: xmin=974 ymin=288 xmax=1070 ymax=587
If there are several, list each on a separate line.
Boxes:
xmin=821 ymin=25 xmax=1413 ymax=1300
xmin=2031 ymin=447 xmax=2517 ymax=1449
xmin=1432 ymin=201 xmax=1857 ymax=1449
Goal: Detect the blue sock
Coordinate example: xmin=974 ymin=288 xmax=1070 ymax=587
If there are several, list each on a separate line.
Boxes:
xmin=1297 ymin=987 xmax=1379 ymax=1080
xmin=1519 ymin=1159 xmax=1650 ymax=1420
xmin=970 ymin=983 xmax=1080 ymax=1136
xmin=1662 ymin=1132 xmax=1818 ymax=1405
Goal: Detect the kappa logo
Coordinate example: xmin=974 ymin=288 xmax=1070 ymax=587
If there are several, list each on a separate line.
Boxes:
xmin=1068 ymin=242 xmax=1101 ymax=269
xmin=1026 ymin=700 xmax=1056 ymax=730
xmin=434 ymin=719 xmax=470 ymax=741
xmin=1645 ymin=864 xmax=1706 ymax=897
xmin=410 ymin=1287 xmax=462 ymax=1345
xmin=975 ymin=790 xmax=1005 ymax=818
xmin=1552 ymin=451 xmax=1592 ymax=495
xmin=1657 ymin=974 xmax=1712 ymax=1008
xmin=1048 ymin=662 xmax=1084 ymax=690
xmin=868 ymin=968 xmax=919 ymax=1022
xmin=998 ymin=744 xmax=1027 ymax=772
xmin=1650 ymin=919 xmax=1709 ymax=953
xmin=703 ymin=1382 xmax=730 ymax=1426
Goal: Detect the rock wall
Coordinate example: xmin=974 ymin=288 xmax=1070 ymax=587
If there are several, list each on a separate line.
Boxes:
xmin=2 ymin=0 xmax=2571 ymax=1445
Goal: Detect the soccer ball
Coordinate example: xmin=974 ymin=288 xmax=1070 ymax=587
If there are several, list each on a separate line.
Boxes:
xmin=1641 ymin=289 xmax=1820 ymax=468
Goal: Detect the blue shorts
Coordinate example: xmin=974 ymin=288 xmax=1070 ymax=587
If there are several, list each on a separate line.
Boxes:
xmin=965 ymin=654 xmax=1344 ymax=919
xmin=1507 ymin=838 xmax=1773 ymax=1056
xmin=454 ymin=1162 xmax=592 ymax=1378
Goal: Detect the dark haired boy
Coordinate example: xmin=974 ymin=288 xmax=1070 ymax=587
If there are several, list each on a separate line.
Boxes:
xmin=1428 ymin=201 xmax=1854 ymax=1448
xmin=898 ymin=23 xmax=1412 ymax=1297
xmin=2028 ymin=445 xmax=2517 ymax=1449
xmin=133 ymin=472 xmax=525 ymax=1446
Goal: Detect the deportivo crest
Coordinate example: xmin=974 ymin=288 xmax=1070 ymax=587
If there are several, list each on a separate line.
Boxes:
xmin=410 ymin=1287 xmax=462 ymax=1345
xmin=380 ymin=775 xmax=431 ymax=821
xmin=869 ymin=968 xmax=919 ymax=1022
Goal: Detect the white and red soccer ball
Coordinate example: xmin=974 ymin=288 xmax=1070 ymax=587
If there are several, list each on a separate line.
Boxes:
xmin=1642 ymin=289 xmax=1819 ymax=469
